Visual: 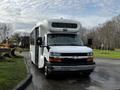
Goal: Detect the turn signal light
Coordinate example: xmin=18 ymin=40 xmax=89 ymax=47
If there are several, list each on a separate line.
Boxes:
xmin=87 ymin=57 xmax=93 ymax=62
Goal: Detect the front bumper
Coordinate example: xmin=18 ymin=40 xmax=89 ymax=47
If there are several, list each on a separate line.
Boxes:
xmin=46 ymin=63 xmax=95 ymax=72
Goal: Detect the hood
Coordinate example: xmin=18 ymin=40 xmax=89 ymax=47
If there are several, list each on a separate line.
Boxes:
xmin=49 ymin=46 xmax=93 ymax=53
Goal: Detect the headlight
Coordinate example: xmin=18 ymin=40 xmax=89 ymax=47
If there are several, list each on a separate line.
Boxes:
xmin=87 ymin=52 xmax=93 ymax=56
xmin=49 ymin=52 xmax=61 ymax=57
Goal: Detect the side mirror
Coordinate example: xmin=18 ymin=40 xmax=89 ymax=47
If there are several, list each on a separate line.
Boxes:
xmin=46 ymin=46 xmax=50 ymax=52
xmin=37 ymin=37 xmax=42 ymax=46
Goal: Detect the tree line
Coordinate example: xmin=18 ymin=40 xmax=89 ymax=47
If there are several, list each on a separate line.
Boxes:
xmin=80 ymin=15 xmax=120 ymax=50
xmin=0 ymin=15 xmax=120 ymax=49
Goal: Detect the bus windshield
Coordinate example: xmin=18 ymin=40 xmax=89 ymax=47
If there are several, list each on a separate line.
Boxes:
xmin=47 ymin=34 xmax=83 ymax=46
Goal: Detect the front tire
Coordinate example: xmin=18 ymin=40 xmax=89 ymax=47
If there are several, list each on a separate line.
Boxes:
xmin=82 ymin=70 xmax=93 ymax=77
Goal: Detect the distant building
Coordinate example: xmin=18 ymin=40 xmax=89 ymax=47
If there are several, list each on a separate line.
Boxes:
xmin=19 ymin=36 xmax=30 ymax=48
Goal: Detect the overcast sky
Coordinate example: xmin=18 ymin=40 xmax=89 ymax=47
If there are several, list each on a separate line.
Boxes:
xmin=0 ymin=0 xmax=120 ymax=33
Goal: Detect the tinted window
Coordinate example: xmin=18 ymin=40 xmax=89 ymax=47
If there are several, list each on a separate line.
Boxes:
xmin=47 ymin=34 xmax=83 ymax=46
xmin=52 ymin=22 xmax=77 ymax=28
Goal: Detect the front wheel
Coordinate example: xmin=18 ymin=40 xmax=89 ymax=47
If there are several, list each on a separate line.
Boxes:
xmin=82 ymin=70 xmax=93 ymax=77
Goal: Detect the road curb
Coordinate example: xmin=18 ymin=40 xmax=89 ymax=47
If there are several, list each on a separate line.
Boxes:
xmin=13 ymin=54 xmax=34 ymax=90
xmin=13 ymin=74 xmax=32 ymax=90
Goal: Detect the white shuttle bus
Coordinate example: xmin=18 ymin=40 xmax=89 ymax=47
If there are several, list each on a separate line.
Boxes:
xmin=30 ymin=19 xmax=95 ymax=77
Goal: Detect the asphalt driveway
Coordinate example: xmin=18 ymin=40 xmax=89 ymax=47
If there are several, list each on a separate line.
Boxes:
xmin=22 ymin=52 xmax=120 ymax=90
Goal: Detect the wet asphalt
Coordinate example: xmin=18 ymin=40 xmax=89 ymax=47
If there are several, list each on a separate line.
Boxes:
xmin=22 ymin=52 xmax=120 ymax=90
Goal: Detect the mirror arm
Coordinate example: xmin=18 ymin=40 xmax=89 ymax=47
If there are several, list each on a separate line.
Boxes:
xmin=41 ymin=45 xmax=50 ymax=52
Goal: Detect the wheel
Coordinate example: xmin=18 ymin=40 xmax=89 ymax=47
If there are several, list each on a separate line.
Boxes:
xmin=82 ymin=71 xmax=92 ymax=77
xmin=44 ymin=65 xmax=51 ymax=78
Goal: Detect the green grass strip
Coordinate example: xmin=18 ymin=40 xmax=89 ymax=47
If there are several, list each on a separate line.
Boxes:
xmin=0 ymin=57 xmax=27 ymax=90
xmin=94 ymin=49 xmax=120 ymax=59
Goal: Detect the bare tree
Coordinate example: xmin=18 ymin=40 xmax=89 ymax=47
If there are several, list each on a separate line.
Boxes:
xmin=10 ymin=33 xmax=21 ymax=44
xmin=86 ymin=14 xmax=120 ymax=49
xmin=0 ymin=23 xmax=12 ymax=43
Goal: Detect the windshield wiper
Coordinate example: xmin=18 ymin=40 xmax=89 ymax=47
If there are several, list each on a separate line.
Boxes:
xmin=68 ymin=44 xmax=82 ymax=46
xmin=48 ymin=44 xmax=63 ymax=46
xmin=48 ymin=43 xmax=82 ymax=46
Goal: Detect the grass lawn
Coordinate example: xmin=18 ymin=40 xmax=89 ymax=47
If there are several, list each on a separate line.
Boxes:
xmin=0 ymin=56 xmax=27 ymax=90
xmin=94 ymin=49 xmax=120 ymax=59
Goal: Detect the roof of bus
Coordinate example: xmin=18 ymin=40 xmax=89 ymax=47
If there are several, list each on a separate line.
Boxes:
xmin=36 ymin=19 xmax=81 ymax=27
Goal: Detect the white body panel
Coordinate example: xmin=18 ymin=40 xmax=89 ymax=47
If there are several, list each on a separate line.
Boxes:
xmin=30 ymin=45 xmax=35 ymax=63
xmin=36 ymin=19 xmax=81 ymax=34
xmin=30 ymin=19 xmax=94 ymax=71
xmin=49 ymin=46 xmax=92 ymax=53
